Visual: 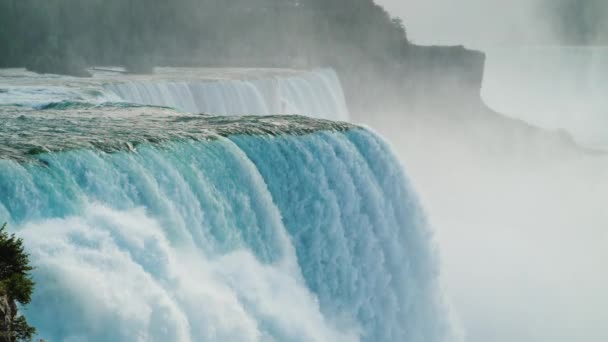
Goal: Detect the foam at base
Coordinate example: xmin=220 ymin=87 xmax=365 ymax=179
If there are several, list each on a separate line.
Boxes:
xmin=0 ymin=129 xmax=452 ymax=341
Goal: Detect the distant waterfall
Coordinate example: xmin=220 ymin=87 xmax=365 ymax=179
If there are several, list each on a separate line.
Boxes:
xmin=105 ymin=69 xmax=350 ymax=121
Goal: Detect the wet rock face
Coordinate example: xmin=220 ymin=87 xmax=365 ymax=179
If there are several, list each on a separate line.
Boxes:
xmin=408 ymin=45 xmax=485 ymax=86
xmin=401 ymin=45 xmax=486 ymax=105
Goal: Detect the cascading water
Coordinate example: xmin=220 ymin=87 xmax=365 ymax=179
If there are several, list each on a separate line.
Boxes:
xmin=0 ymin=111 xmax=451 ymax=341
xmin=0 ymin=69 xmax=451 ymax=341
xmin=105 ymin=69 xmax=350 ymax=120
xmin=0 ymin=68 xmax=349 ymax=122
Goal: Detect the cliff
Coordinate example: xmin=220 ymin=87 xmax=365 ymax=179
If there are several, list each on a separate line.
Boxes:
xmin=403 ymin=45 xmax=486 ymax=104
xmin=346 ymin=43 xmax=596 ymax=159
xmin=344 ymin=44 xmax=486 ymax=120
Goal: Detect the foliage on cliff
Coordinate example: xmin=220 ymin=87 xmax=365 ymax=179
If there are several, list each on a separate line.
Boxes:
xmin=0 ymin=0 xmax=408 ymax=73
xmin=0 ymin=0 xmax=483 ymax=116
xmin=0 ymin=223 xmax=35 ymax=342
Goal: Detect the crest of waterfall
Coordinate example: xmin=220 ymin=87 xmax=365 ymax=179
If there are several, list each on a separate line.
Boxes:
xmin=0 ymin=125 xmax=452 ymax=341
xmin=105 ymin=69 xmax=350 ymax=121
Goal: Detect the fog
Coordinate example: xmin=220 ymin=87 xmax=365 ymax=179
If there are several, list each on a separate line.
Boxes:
xmin=368 ymin=1 xmax=608 ymax=342
xmin=1 ymin=1 xmax=607 ymax=341
xmin=371 ymin=111 xmax=608 ymax=342
xmin=375 ymin=0 xmax=549 ymax=47
xmin=376 ymin=0 xmax=608 ymax=47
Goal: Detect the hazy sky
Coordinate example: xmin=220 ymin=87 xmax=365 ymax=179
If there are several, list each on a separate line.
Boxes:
xmin=375 ymin=0 xmax=552 ymax=48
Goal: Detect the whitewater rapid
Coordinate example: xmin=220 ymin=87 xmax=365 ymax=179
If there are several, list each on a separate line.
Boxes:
xmin=0 ymin=122 xmax=450 ymax=341
xmin=0 ymin=68 xmax=349 ymax=121
xmin=105 ymin=69 xmax=350 ymax=120
xmin=0 ymin=67 xmax=452 ymax=341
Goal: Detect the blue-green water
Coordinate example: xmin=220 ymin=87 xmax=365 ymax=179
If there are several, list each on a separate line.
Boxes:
xmin=0 ymin=69 xmax=453 ymax=341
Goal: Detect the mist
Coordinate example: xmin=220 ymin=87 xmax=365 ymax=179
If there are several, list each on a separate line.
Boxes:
xmin=375 ymin=0 xmax=548 ymax=47
xmin=372 ymin=110 xmax=608 ymax=342
xmin=376 ymin=0 xmax=608 ymax=47
xmin=1 ymin=0 xmax=607 ymax=341
xmin=368 ymin=1 xmax=608 ymax=342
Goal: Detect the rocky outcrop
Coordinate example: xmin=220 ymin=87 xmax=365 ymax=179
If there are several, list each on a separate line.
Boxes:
xmin=344 ymin=44 xmax=487 ymax=120
xmin=404 ymin=45 xmax=486 ymax=97
xmin=346 ymin=43 xmax=597 ymax=158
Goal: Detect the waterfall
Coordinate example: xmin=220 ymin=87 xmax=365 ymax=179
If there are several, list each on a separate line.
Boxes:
xmin=105 ymin=69 xmax=350 ymax=121
xmin=0 ymin=67 xmax=452 ymax=341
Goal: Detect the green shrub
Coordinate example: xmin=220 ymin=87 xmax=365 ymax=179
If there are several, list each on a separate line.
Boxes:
xmin=0 ymin=223 xmax=36 ymax=342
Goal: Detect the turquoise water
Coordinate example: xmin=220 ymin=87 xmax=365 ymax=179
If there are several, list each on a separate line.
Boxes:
xmin=0 ymin=68 xmax=349 ymax=121
xmin=0 ymin=104 xmax=352 ymax=163
xmin=0 ymin=69 xmax=452 ymax=341
xmin=0 ymin=123 xmax=450 ymax=341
